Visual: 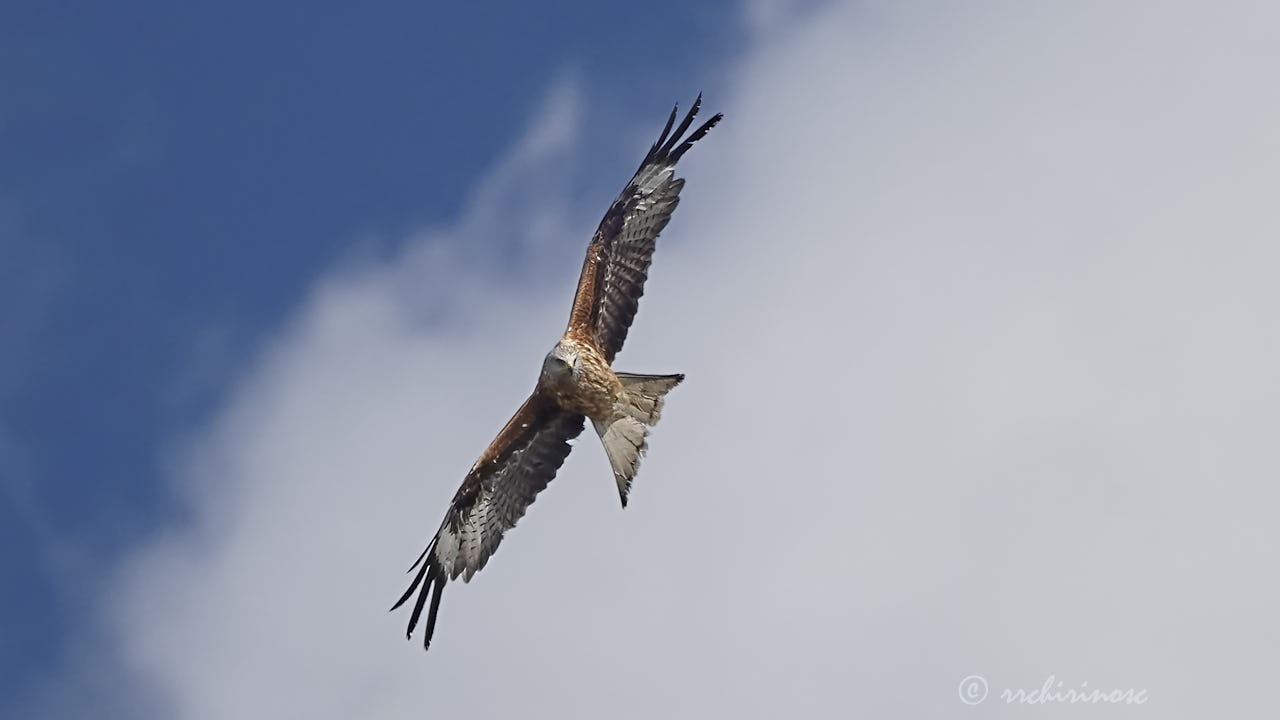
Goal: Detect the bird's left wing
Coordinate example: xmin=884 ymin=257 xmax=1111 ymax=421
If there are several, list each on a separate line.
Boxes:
xmin=566 ymin=95 xmax=721 ymax=362
xmin=392 ymin=391 xmax=585 ymax=650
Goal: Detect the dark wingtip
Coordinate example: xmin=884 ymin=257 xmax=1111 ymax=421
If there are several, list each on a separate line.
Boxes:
xmin=404 ymin=543 xmax=431 ymax=574
xmin=644 ymin=102 xmax=681 ymax=167
xmin=393 ymin=540 xmax=449 ymax=650
xmin=422 ymin=574 xmax=446 ymax=651
xmin=657 ymin=102 xmax=679 ymax=149
xmin=642 ymin=94 xmax=721 ymax=168
xmin=670 ymin=112 xmax=722 ymax=163
xmin=660 ymin=94 xmax=702 ymax=157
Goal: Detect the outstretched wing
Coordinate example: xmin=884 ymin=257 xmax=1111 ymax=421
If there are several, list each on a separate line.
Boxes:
xmin=566 ymin=95 xmax=722 ymax=362
xmin=392 ymin=391 xmax=585 ymax=650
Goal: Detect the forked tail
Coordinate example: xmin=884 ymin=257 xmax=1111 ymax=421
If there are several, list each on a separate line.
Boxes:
xmin=592 ymin=372 xmax=684 ymax=507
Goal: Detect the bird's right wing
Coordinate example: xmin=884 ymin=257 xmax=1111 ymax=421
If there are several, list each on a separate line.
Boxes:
xmin=565 ymin=96 xmax=721 ymax=362
xmin=392 ymin=391 xmax=585 ymax=650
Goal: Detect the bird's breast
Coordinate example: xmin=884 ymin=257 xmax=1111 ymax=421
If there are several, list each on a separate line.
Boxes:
xmin=545 ymin=355 xmax=619 ymax=419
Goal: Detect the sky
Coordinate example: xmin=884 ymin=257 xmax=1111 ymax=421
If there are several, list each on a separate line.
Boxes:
xmin=4 ymin=0 xmax=1279 ymax=717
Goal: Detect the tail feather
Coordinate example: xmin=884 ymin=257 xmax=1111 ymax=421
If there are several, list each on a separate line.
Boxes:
xmin=594 ymin=372 xmax=683 ymax=506
xmin=592 ymin=414 xmax=648 ymax=507
xmin=615 ymin=372 xmax=683 ymax=424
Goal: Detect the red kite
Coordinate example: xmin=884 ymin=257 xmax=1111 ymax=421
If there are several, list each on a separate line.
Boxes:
xmin=393 ymin=97 xmax=720 ymax=650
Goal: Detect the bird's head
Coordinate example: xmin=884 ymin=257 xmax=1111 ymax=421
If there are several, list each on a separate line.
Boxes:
xmin=542 ymin=343 xmax=580 ymax=383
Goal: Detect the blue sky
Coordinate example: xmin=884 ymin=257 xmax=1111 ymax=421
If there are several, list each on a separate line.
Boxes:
xmin=1 ymin=1 xmax=737 ymax=709
xmin=7 ymin=1 xmax=1280 ymax=717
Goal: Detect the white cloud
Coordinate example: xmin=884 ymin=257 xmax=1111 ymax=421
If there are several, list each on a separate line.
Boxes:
xmin=38 ymin=1 xmax=1280 ymax=717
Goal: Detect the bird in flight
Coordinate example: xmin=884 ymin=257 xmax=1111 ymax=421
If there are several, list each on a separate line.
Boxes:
xmin=392 ymin=96 xmax=721 ymax=650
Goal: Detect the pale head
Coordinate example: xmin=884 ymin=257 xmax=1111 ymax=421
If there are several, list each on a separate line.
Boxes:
xmin=541 ymin=341 xmax=581 ymax=384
